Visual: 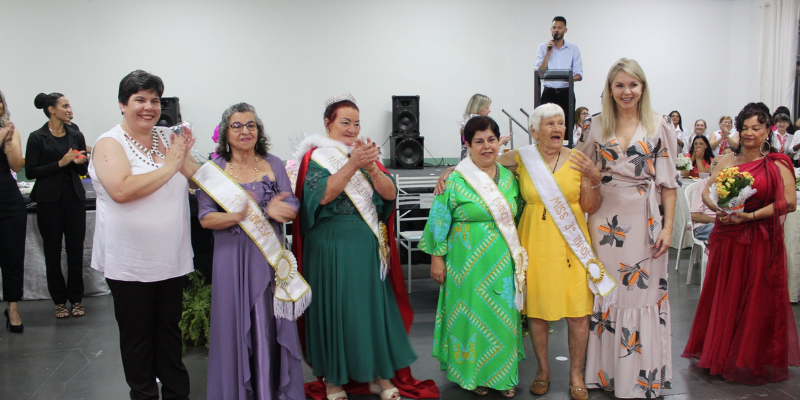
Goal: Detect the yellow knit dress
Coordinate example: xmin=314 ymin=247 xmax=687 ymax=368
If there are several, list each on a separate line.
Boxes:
xmin=517 ymin=150 xmax=593 ymax=321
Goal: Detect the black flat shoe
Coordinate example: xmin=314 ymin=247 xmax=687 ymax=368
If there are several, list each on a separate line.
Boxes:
xmin=4 ymin=309 xmax=24 ymax=334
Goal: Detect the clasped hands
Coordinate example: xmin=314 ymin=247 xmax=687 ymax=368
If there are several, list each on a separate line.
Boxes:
xmin=59 ymin=148 xmax=88 ymax=166
xmin=231 ymin=192 xmax=296 ymax=224
xmin=350 ymin=137 xmax=381 ymax=172
xmin=0 ymin=122 xmax=15 ymax=143
xmin=716 ymin=209 xmax=755 ymax=225
xmin=165 ymin=128 xmax=196 ymax=173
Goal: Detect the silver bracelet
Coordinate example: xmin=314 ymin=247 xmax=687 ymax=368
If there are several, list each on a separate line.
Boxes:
xmin=589 ymin=181 xmax=601 ymax=189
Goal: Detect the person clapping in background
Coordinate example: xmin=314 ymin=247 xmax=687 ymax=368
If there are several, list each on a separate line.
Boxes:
xmin=0 ymin=89 xmax=25 ymax=334
xmin=25 ymin=92 xmax=89 ymax=319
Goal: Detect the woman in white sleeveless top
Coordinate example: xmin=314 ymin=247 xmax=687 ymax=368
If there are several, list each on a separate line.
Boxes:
xmin=88 ymin=70 xmax=199 ymax=400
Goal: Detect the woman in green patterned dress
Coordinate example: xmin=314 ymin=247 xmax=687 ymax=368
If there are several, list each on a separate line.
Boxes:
xmin=420 ymin=116 xmax=525 ymax=398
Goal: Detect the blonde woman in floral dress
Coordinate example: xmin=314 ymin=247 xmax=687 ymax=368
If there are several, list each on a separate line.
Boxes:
xmin=575 ymin=58 xmax=679 ymax=398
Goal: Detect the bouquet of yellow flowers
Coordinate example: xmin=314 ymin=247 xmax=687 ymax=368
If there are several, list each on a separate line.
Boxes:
xmin=709 ymin=166 xmax=757 ymax=213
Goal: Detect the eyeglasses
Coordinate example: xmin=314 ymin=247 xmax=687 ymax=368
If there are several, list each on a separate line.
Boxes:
xmin=230 ymin=122 xmax=257 ymax=132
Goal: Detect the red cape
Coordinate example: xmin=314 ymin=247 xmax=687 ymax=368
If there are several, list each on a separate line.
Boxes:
xmin=292 ymin=148 xmax=439 ymax=399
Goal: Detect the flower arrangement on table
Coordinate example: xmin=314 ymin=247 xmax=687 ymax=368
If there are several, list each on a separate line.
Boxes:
xmin=676 ymin=154 xmax=692 ymax=172
xmin=709 ymin=166 xmax=756 ymax=214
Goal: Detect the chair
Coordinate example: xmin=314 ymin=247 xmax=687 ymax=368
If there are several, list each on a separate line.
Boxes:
xmin=675 ymin=181 xmax=708 ymax=288
xmin=282 ymin=222 xmax=292 ymax=250
xmin=395 ymin=174 xmax=439 ymax=293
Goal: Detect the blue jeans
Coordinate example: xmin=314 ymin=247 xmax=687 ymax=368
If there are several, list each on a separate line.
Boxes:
xmin=694 ymin=223 xmax=714 ymax=240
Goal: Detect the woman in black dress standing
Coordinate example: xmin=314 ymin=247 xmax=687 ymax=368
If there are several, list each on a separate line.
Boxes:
xmin=0 ymin=89 xmax=26 ymax=333
xmin=25 ymin=92 xmax=88 ymax=318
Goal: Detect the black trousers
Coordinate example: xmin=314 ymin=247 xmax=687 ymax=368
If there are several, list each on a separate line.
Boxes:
xmin=541 ymin=86 xmax=575 ymax=116
xmin=36 ymin=187 xmax=86 ymax=305
xmin=107 ymin=276 xmax=190 ymax=400
xmin=0 ymin=188 xmax=27 ymax=303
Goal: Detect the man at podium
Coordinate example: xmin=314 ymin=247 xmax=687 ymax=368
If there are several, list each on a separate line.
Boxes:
xmin=536 ymin=16 xmax=583 ymax=117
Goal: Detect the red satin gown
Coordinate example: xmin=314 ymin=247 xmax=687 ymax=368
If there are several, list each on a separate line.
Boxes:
xmin=682 ymin=153 xmax=800 ymax=385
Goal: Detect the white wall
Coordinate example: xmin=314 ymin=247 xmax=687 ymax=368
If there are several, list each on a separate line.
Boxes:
xmin=0 ymin=0 xmax=768 ymax=161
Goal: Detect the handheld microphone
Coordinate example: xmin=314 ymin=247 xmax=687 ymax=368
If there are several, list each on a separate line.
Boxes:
xmin=548 ymin=33 xmax=557 ymax=50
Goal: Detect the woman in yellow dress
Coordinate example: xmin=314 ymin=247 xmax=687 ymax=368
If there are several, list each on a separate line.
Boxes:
xmin=497 ymin=103 xmax=603 ymax=400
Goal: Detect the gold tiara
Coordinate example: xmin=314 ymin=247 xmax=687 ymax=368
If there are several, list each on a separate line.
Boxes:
xmin=324 ymin=93 xmax=356 ymax=108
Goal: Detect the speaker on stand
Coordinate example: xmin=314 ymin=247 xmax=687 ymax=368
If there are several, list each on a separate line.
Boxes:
xmin=157 ymin=97 xmax=182 ymax=127
xmin=390 ymin=136 xmax=425 ymax=169
xmin=390 ymin=95 xmax=424 ymax=169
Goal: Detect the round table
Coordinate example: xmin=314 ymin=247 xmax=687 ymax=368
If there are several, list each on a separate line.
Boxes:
xmin=785 ymin=192 xmax=800 ymax=302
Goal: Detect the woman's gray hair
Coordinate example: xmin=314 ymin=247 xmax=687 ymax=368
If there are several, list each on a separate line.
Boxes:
xmin=216 ymin=102 xmax=270 ymax=161
xmin=528 ymin=103 xmax=564 ymax=132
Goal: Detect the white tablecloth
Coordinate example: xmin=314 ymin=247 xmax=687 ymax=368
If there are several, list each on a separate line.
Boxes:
xmin=0 ymin=210 xmax=109 ymax=301
xmin=671 ymin=179 xmax=696 ymax=249
xmin=785 ymin=195 xmax=800 ymax=302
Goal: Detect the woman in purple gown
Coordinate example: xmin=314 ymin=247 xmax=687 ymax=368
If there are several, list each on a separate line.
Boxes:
xmin=197 ymin=103 xmax=304 ymax=400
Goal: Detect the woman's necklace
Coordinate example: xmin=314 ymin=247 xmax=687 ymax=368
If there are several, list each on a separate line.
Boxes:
xmin=232 ymin=157 xmax=260 ymax=183
xmin=124 ymin=128 xmax=165 ymax=164
xmin=542 ymin=149 xmax=561 ymax=220
xmin=48 ymin=125 xmax=65 ymax=136
xmin=481 ymin=163 xmax=500 ymax=184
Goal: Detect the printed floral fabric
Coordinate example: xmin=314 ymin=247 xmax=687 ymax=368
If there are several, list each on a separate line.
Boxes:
xmin=576 ymin=114 xmax=679 ymax=398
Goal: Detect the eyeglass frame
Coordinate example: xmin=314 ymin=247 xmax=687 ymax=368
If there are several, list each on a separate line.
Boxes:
xmin=230 ymin=121 xmax=258 ymax=132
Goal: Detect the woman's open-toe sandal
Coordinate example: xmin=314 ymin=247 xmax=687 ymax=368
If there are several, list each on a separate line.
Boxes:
xmin=55 ymin=304 xmax=69 ymax=319
xmin=378 ymin=387 xmax=401 ymax=400
xmin=502 ymin=387 xmax=516 ymax=397
xmin=71 ymin=303 xmax=85 ymax=317
xmin=326 ymin=389 xmax=347 ymax=400
xmin=369 ymin=381 xmax=402 ymax=400
xmin=472 ymin=386 xmax=489 ymax=396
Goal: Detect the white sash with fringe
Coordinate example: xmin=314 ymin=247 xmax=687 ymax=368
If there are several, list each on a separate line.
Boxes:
xmin=455 ymin=157 xmax=527 ymax=311
xmin=192 ymin=162 xmax=311 ymax=320
xmin=518 ymin=145 xmax=617 ymax=303
xmin=311 ymin=147 xmax=390 ymax=280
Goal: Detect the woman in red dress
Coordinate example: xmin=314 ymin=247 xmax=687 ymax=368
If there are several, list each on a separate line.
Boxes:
xmin=682 ymin=102 xmax=800 ymax=384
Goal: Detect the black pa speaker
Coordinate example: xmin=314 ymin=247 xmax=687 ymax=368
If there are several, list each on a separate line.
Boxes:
xmin=157 ymin=97 xmax=182 ymax=127
xmin=390 ymin=136 xmax=424 ymax=169
xmin=392 ymin=95 xmax=420 ymax=136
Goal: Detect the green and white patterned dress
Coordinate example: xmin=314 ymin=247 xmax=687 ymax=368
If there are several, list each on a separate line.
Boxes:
xmin=419 ymin=165 xmax=525 ymax=391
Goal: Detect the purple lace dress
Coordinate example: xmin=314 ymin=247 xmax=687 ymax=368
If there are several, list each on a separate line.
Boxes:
xmin=197 ymin=154 xmax=303 ymax=400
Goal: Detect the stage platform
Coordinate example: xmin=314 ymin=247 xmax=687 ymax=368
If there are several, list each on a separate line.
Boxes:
xmin=385 ymin=164 xmax=453 ymax=178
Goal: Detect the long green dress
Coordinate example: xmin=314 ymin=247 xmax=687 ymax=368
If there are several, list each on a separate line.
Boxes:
xmin=300 ymin=161 xmax=417 ymax=386
xmin=419 ymin=165 xmax=525 ymax=391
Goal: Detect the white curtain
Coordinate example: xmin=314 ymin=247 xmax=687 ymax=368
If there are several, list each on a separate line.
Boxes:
xmin=760 ymin=0 xmax=800 ymax=111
